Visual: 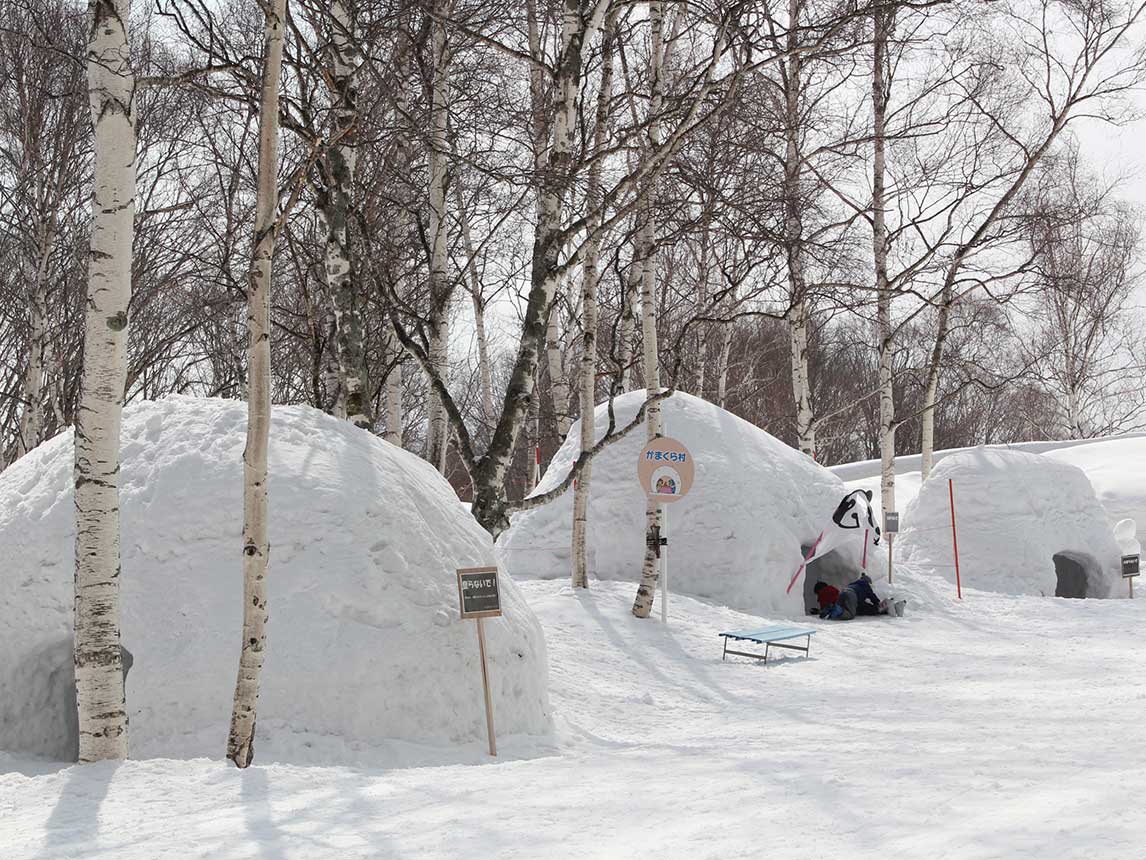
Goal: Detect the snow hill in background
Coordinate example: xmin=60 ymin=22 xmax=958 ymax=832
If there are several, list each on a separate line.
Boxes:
xmin=1046 ymin=438 xmax=1146 ymax=543
xmin=498 ymin=391 xmax=886 ymax=617
xmin=897 ymin=448 xmax=1123 ymax=598
xmin=0 ymin=397 xmax=551 ymax=764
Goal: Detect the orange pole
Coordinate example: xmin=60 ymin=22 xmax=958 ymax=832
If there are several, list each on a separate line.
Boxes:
xmin=949 ymin=479 xmax=962 ymax=600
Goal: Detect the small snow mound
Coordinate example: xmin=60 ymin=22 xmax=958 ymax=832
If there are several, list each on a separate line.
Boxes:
xmin=498 ymin=391 xmax=885 ymax=617
xmin=897 ymin=447 xmax=1122 ymax=598
xmin=0 ymin=396 xmax=550 ymax=762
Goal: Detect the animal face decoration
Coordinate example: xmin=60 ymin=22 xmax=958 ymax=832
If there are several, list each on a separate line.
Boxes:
xmin=831 ymin=489 xmax=881 ymax=545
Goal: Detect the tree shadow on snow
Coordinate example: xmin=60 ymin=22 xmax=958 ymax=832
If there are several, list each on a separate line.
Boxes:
xmin=38 ymin=761 xmax=119 ymax=858
xmin=240 ymin=766 xmax=289 ymax=860
xmin=578 ymin=592 xmax=737 ymax=705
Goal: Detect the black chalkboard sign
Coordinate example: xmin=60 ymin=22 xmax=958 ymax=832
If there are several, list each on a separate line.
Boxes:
xmin=1122 ymin=555 xmax=1140 ymax=578
xmin=457 ymin=567 xmax=502 ymax=618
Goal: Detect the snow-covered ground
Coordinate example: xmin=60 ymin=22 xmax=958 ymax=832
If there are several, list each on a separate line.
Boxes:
xmin=4 ymin=576 xmax=1145 ymax=859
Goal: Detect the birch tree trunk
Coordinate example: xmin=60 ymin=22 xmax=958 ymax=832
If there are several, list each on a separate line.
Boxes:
xmin=16 ymin=219 xmax=54 ymax=460
xmin=384 ymin=330 xmax=404 ymax=446
xmin=783 ymin=0 xmax=815 ymax=458
xmin=617 ymin=267 xmax=639 ymax=389
xmin=320 ymin=0 xmax=371 ymax=429
xmin=633 ymin=0 xmax=666 ymax=620
xmin=872 ymin=8 xmax=896 ymax=519
xmin=453 ymin=184 xmax=496 ymax=431
xmin=227 ymin=0 xmax=286 ymax=769
xmin=716 ymin=320 xmax=733 ymax=408
xmin=425 ymin=7 xmax=451 ymax=473
xmin=546 ymin=299 xmax=572 ymax=439
xmin=571 ymin=8 xmax=617 ymax=590
xmin=73 ymin=0 xmax=135 ymax=763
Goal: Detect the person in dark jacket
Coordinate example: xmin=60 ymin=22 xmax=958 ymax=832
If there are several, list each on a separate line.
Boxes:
xmin=814 ymin=575 xmax=886 ymax=620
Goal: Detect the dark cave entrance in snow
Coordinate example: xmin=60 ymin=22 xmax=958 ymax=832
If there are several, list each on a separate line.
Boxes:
xmin=1053 ymin=552 xmax=1097 ymax=599
xmin=801 ymin=544 xmax=862 ymax=612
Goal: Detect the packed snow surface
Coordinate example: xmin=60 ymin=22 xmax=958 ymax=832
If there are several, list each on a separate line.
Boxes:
xmin=0 ymin=396 xmax=550 ymax=762
xmin=3 ymin=576 xmax=1145 ymax=858
xmin=498 ymin=391 xmax=886 ymax=617
xmin=897 ymin=447 xmax=1123 ymax=598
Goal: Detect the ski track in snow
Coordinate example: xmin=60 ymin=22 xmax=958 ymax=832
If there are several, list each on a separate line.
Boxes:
xmin=3 ymin=577 xmax=1145 ymax=859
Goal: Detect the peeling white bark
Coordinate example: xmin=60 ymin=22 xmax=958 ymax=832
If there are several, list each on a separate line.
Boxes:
xmin=73 ymin=0 xmax=135 ymax=763
xmin=227 ymin=0 xmax=286 ymax=769
xmin=571 ymin=9 xmax=617 ymax=590
xmin=425 ymin=7 xmax=451 ymax=472
xmin=872 ymin=9 xmax=896 ymax=520
xmin=321 ymin=0 xmax=371 ymax=430
xmin=633 ymin=0 xmax=666 ymax=620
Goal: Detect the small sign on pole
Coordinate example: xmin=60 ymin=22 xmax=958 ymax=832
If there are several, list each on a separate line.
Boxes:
xmin=1121 ymin=554 xmax=1140 ymax=577
xmin=884 ymin=512 xmax=899 ymax=534
xmin=637 ymin=435 xmax=694 ymax=624
xmin=457 ymin=566 xmax=501 ymax=756
xmin=1122 ymin=554 xmax=1140 ymax=599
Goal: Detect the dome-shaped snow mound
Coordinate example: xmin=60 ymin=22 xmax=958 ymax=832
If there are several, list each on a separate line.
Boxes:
xmin=498 ymin=391 xmax=885 ymax=617
xmin=897 ymin=447 xmax=1122 ymax=598
xmin=0 ymin=396 xmax=550 ymax=762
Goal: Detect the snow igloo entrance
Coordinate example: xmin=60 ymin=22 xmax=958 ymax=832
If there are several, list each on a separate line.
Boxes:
xmin=1052 ymin=552 xmax=1099 ymax=599
xmin=801 ymin=544 xmax=864 ymax=612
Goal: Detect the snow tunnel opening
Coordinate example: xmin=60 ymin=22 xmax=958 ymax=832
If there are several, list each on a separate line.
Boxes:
xmin=802 ymin=545 xmax=860 ymax=613
xmin=1053 ymin=552 xmax=1096 ymax=599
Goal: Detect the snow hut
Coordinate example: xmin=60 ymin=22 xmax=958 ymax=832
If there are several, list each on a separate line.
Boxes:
xmin=896 ymin=447 xmax=1122 ymax=598
xmin=497 ymin=391 xmax=886 ymax=617
xmin=0 ymin=397 xmax=551 ymax=762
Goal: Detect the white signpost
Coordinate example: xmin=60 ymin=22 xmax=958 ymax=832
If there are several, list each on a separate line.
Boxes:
xmin=636 ymin=434 xmax=694 ymax=624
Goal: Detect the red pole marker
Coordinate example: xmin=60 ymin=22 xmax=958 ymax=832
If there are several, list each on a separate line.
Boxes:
xmin=786 ymin=531 xmax=824 ymax=594
xmin=862 ymin=528 xmax=869 ymax=570
xmin=949 ymin=479 xmax=962 ymax=600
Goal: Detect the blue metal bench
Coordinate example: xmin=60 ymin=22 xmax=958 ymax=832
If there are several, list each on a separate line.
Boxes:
xmin=719 ymin=625 xmax=816 ymax=663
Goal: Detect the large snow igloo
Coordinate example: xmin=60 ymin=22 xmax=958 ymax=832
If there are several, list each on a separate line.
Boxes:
xmin=0 ymin=396 xmax=551 ymax=762
xmin=896 ymin=447 xmax=1122 ymax=598
xmin=497 ymin=391 xmax=885 ymax=617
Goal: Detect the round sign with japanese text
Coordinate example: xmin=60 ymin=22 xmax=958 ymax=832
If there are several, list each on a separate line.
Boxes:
xmin=636 ymin=436 xmax=694 ymax=503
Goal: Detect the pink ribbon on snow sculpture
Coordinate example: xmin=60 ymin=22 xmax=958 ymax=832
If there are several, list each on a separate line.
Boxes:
xmin=786 ymin=489 xmax=882 ymax=595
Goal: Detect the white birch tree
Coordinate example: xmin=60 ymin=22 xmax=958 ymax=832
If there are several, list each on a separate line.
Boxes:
xmin=227 ymin=0 xmax=287 ymax=770
xmin=72 ymin=0 xmax=136 ymax=763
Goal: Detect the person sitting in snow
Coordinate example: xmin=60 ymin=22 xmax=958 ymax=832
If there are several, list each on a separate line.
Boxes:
xmin=814 ymin=575 xmax=888 ymax=620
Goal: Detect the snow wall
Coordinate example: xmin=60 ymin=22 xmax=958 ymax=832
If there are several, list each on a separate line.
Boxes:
xmin=1046 ymin=438 xmax=1146 ymax=545
xmin=498 ymin=391 xmax=886 ymax=617
xmin=897 ymin=447 xmax=1122 ymax=598
xmin=0 ymin=397 xmax=551 ymax=762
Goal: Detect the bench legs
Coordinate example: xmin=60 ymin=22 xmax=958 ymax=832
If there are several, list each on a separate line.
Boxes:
xmin=721 ymin=635 xmax=812 ymax=664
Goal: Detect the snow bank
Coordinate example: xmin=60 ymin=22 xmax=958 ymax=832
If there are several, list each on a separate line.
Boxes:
xmin=1045 ymin=438 xmax=1146 ymax=544
xmin=498 ymin=391 xmax=885 ymax=617
xmin=0 ymin=396 xmax=550 ymax=763
xmin=897 ymin=447 xmax=1122 ymax=598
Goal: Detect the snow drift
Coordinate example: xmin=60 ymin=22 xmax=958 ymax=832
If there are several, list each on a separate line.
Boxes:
xmin=0 ymin=397 xmax=551 ymax=763
xmin=498 ymin=391 xmax=886 ymax=617
xmin=1046 ymin=438 xmax=1146 ymax=544
xmin=897 ymin=447 xmax=1122 ymax=598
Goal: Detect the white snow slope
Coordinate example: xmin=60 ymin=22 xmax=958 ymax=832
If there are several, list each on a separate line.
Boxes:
xmin=897 ymin=447 xmax=1123 ymax=598
xmin=3 ymin=576 xmax=1145 ymax=859
xmin=0 ymin=397 xmax=550 ymax=763
xmin=1047 ymin=438 xmax=1146 ymax=544
xmin=498 ymin=391 xmax=886 ymax=618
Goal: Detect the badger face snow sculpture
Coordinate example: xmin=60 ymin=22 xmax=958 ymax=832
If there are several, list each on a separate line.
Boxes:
xmin=786 ymin=489 xmax=882 ymax=594
xmin=831 ymin=489 xmax=881 ymax=545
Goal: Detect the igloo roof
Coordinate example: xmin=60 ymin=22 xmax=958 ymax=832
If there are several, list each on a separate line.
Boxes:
xmin=498 ymin=391 xmax=885 ymax=617
xmin=0 ymin=396 xmax=550 ymax=762
xmin=897 ymin=447 xmax=1122 ymax=598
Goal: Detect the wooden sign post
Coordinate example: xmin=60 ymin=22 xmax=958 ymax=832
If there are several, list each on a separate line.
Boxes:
xmin=884 ymin=511 xmax=899 ymax=584
xmin=457 ymin=566 xmax=502 ymax=756
xmin=1122 ymin=554 xmax=1140 ymax=599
